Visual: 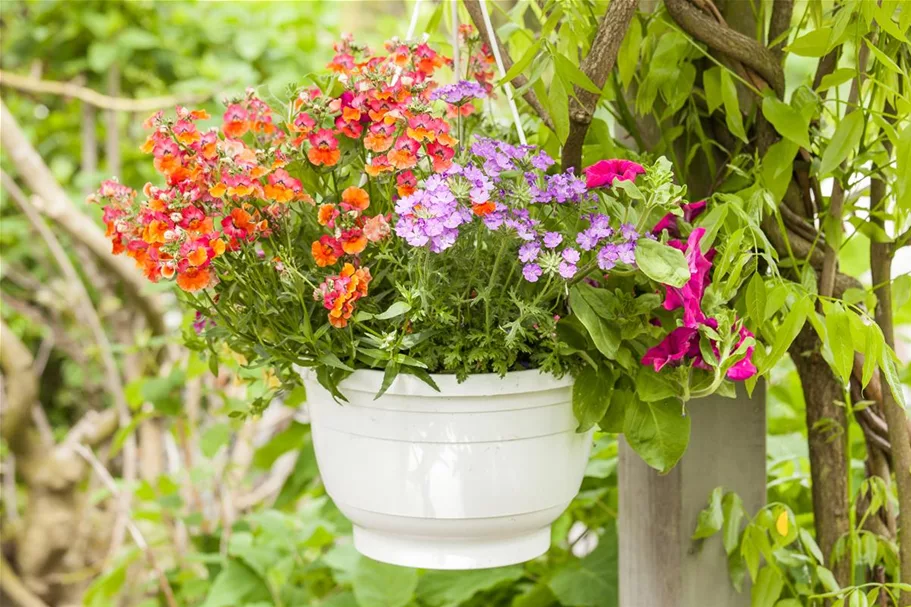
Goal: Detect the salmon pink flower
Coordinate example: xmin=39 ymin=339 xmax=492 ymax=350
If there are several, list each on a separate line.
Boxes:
xmin=312 ymin=235 xmax=343 ymax=267
xmin=584 ymin=159 xmax=645 ymax=189
xmin=388 ymin=137 xmax=420 ymax=170
xmin=222 ymin=104 xmax=249 ymax=139
xmin=365 ymin=155 xmax=394 ymax=177
xmin=307 ymin=129 xmax=341 ymax=167
xmin=364 ymin=121 xmax=397 ymax=153
xmin=340 ymin=186 xmax=370 ymax=213
xmin=363 ymin=215 xmax=390 ymax=242
xmin=318 ymin=203 xmax=339 ymax=227
xmin=339 ymin=228 xmax=368 ymax=255
xmin=427 ymin=141 xmax=455 ymax=173
xmin=396 ymin=171 xmax=417 ymax=197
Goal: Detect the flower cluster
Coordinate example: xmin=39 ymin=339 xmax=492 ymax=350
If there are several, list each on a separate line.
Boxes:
xmin=316 ymin=263 xmax=372 ymax=328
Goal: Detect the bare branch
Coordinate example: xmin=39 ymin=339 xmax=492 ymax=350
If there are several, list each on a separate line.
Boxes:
xmin=73 ymin=443 xmax=178 ymax=607
xmin=463 ymin=0 xmax=555 ymax=132
xmin=0 ymin=100 xmax=167 ymax=335
xmin=0 ymin=69 xmax=209 ymax=112
xmin=561 ymin=0 xmax=639 ymax=171
xmin=0 ymin=318 xmax=39 ymax=455
xmin=0 ymin=554 xmax=50 ymax=607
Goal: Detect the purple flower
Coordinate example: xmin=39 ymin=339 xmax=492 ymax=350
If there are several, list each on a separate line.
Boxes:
xmin=558 ymin=261 xmax=577 ymax=279
xmin=543 ymin=231 xmax=563 ymax=248
xmin=545 ymin=171 xmax=587 ymax=203
xmin=617 ymin=241 xmax=636 ymax=265
xmin=394 ymin=176 xmax=471 ymax=253
xmin=597 ymin=243 xmax=619 ymax=271
xmin=561 ymin=247 xmax=580 ymax=264
xmin=577 ymin=228 xmax=601 ymax=251
xmin=430 ymin=80 xmax=487 ymax=105
xmin=620 ymin=223 xmax=638 ymax=241
xmin=588 ymin=214 xmax=613 ymax=238
xmin=523 ymin=263 xmax=543 ymax=282
xmin=530 ymin=151 xmax=555 ymax=171
xmin=519 ymin=241 xmax=541 ymax=263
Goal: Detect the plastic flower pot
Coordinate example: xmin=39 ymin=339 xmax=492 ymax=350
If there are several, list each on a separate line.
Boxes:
xmin=300 ymin=369 xmax=593 ymax=570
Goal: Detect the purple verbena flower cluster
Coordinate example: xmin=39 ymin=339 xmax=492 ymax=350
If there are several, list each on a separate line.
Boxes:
xmin=394 ymin=174 xmax=472 ymax=253
xmin=430 ymin=80 xmax=488 ymax=105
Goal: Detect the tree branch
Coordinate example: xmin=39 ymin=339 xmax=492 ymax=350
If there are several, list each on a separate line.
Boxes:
xmin=561 ymin=0 xmax=639 ymax=171
xmin=0 ymin=69 xmax=209 ymax=112
xmin=463 ymin=0 xmax=555 ymax=132
xmin=0 ymin=100 xmax=167 ymax=336
xmin=0 ymin=554 xmax=50 ymax=607
xmin=0 ymin=318 xmax=39 ymax=456
xmin=664 ymin=0 xmax=785 ymax=95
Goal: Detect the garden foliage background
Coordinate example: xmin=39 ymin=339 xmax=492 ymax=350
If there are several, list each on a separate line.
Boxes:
xmin=0 ymin=1 xmax=909 ymax=606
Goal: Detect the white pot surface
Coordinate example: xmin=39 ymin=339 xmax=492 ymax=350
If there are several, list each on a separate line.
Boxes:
xmin=301 ymin=368 xmax=593 ymax=569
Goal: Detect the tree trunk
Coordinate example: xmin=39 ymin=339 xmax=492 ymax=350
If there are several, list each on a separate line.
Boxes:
xmin=790 ymin=325 xmax=851 ymax=584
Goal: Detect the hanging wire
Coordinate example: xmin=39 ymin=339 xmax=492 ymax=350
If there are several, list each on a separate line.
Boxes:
xmin=477 ymin=0 xmax=527 ymax=145
xmin=391 ymin=0 xmax=425 ymax=86
xmin=451 ymin=0 xmax=460 ymax=79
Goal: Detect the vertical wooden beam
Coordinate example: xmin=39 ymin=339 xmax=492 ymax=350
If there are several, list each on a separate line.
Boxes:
xmin=619 ymin=383 xmax=766 ymax=607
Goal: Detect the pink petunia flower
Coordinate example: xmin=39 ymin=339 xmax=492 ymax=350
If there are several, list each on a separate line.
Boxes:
xmin=641 ymin=326 xmax=700 ymax=372
xmin=584 ymin=159 xmax=645 ymax=189
xmin=663 ymin=228 xmax=715 ymax=328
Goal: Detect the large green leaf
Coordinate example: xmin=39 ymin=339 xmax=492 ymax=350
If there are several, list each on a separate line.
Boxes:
xmin=750 ymin=567 xmax=784 ymax=607
xmin=634 ymin=238 xmax=690 ymax=288
xmin=352 ymin=558 xmax=418 ymax=607
xmin=623 ymin=397 xmax=691 ymax=473
xmin=548 ymin=526 xmax=618 ymax=607
xmin=416 ymin=566 xmax=524 ymax=607
xmin=569 ymin=285 xmax=621 ymax=359
xmin=824 ymin=308 xmax=854 ymax=384
xmin=573 ymin=365 xmax=616 ymax=432
xmin=819 ymin=110 xmax=864 ymax=177
xmin=761 ymin=96 xmax=811 ymax=149
xmin=720 ymin=69 xmax=747 ymax=143
xmin=692 ymin=486 xmax=725 ymax=539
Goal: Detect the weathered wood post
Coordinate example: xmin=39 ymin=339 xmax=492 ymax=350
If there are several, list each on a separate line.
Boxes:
xmin=619 ymin=383 xmax=766 ymax=606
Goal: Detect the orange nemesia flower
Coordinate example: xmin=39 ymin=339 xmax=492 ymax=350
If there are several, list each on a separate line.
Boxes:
xmin=177 ymin=267 xmax=211 ymax=291
xmin=340 ymin=186 xmax=369 ymax=212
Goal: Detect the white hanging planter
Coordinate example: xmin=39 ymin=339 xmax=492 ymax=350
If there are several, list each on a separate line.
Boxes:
xmin=301 ymin=369 xmax=593 ymax=570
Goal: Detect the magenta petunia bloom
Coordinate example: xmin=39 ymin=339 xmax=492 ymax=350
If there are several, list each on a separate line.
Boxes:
xmin=726 ymin=325 xmax=757 ymax=380
xmin=641 ymin=326 xmax=700 ymax=372
xmin=584 ymin=159 xmax=645 ymax=189
xmin=662 ymin=228 xmax=714 ymax=328
xmin=652 ymin=200 xmax=708 ymax=237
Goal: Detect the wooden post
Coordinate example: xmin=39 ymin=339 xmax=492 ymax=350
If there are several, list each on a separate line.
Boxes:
xmin=619 ymin=383 xmax=766 ymax=607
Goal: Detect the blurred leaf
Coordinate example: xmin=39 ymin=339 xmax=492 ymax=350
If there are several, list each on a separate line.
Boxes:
xmin=819 ymin=110 xmax=864 ymax=177
xmin=352 ymin=558 xmax=418 ymax=607
xmin=548 ymin=525 xmax=618 ymax=607
xmin=416 ymin=566 xmax=524 ymax=607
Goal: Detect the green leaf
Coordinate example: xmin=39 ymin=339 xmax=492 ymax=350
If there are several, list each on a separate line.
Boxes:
xmin=746 ymin=274 xmax=767 ymax=324
xmin=118 ymin=28 xmax=159 ymax=49
xmin=554 ymin=52 xmax=602 ymax=95
xmin=875 ymin=3 xmax=909 ymax=42
xmin=800 ymin=528 xmax=825 ymax=564
xmin=635 ymin=238 xmax=690 ymax=288
xmin=692 ymin=486 xmax=725 ymax=539
xmin=864 ymin=39 xmax=902 ymax=74
xmin=703 ymin=67 xmax=723 ymax=114
xmin=722 ymin=492 xmax=746 ymax=555
xmin=200 ymin=422 xmax=233 ymax=458
xmin=761 ymin=96 xmax=811 ymax=149
xmin=573 ymin=366 xmax=615 ymax=432
xmin=617 ymin=17 xmax=642 ymax=88
xmin=880 ymin=342 xmax=908 ymax=409
xmin=816 ymin=67 xmax=856 ymax=92
xmin=548 ymin=525 xmax=618 ymax=607
xmin=720 ymin=69 xmax=747 ymax=143
xmin=762 ymin=296 xmax=810 ymax=374
xmin=825 ymin=309 xmax=854 ymax=384
xmin=416 ymin=566 xmax=524 ymax=607
xmin=201 ymin=559 xmax=270 ymax=607
xmin=549 ymin=75 xmax=570 ymax=143
xmin=569 ymin=285 xmax=621 ymax=359
xmin=375 ymin=301 xmax=411 ymax=320
xmin=819 ymin=110 xmax=864 ymax=177
xmin=751 ymin=567 xmax=784 ymax=607
xmin=761 ymin=139 xmax=800 ymax=202
xmin=352 ymin=558 xmax=418 ymax=607
xmin=623 ymin=397 xmax=691 ymax=474
xmin=502 ymin=39 xmax=544 ymax=84
xmin=817 ymin=566 xmax=840 ymax=592
xmin=787 ymin=27 xmax=832 ymax=56
xmin=897 ymin=124 xmax=911 ymax=211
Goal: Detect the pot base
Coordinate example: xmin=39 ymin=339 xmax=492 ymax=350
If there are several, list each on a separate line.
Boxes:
xmin=353 ymin=525 xmax=550 ymax=570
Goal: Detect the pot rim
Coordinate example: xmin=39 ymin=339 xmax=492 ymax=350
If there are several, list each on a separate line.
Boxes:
xmin=298 ymin=367 xmax=573 ymax=398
